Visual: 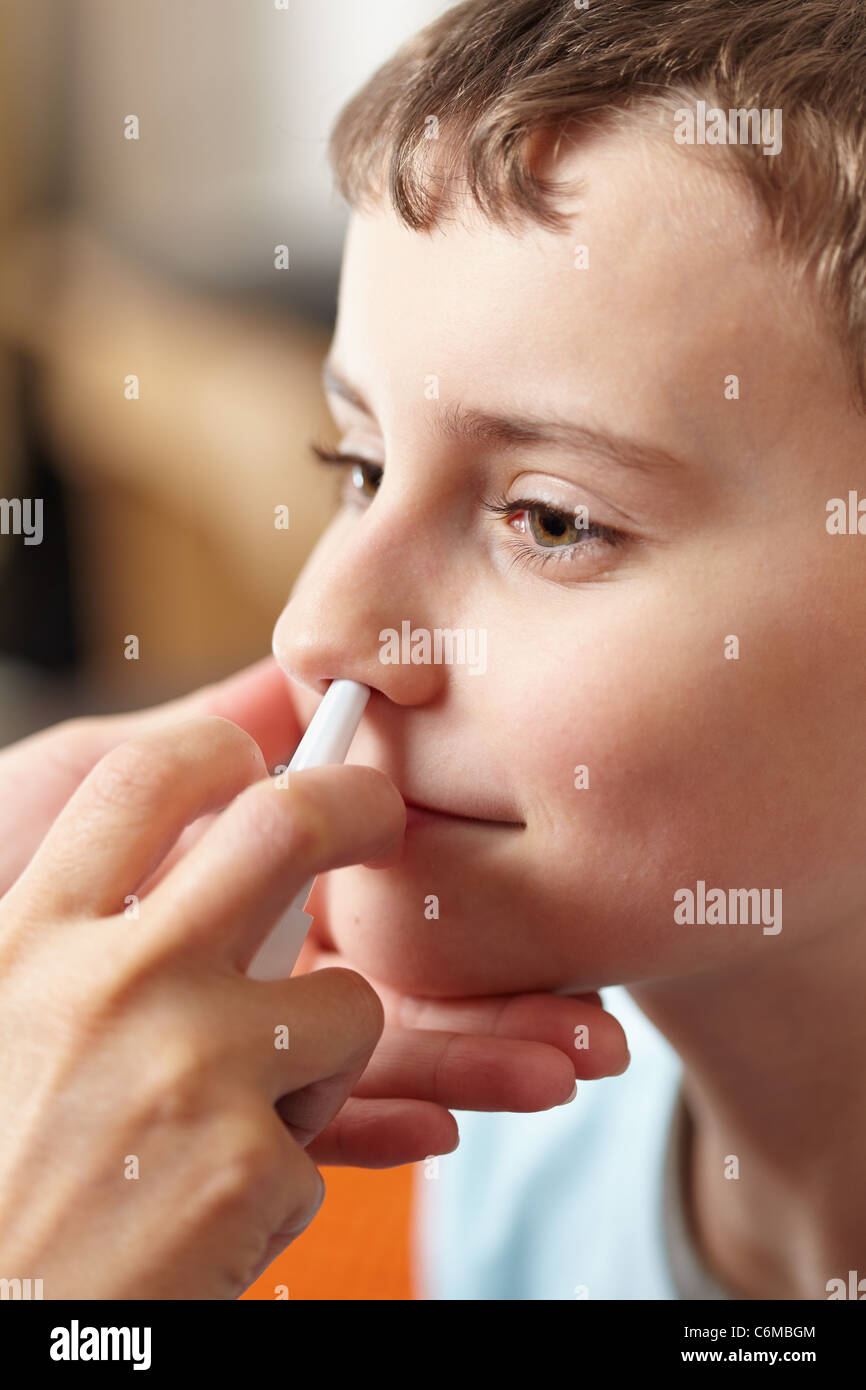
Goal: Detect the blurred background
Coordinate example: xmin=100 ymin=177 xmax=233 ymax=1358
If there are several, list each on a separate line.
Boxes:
xmin=1 ymin=0 xmax=453 ymax=1299
xmin=0 ymin=0 xmax=449 ymax=745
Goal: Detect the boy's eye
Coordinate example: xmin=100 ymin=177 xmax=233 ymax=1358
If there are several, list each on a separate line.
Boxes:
xmin=349 ymin=461 xmax=382 ymax=501
xmin=485 ymin=494 xmax=630 ymax=572
xmin=524 ymin=505 xmax=585 ymax=548
xmin=310 ymin=444 xmax=382 ymax=503
xmin=309 ymin=441 xmax=632 ymax=581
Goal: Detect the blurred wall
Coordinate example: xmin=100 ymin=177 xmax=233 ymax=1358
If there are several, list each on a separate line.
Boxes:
xmin=66 ymin=0 xmax=448 ymax=306
xmin=0 ymin=0 xmax=451 ymax=741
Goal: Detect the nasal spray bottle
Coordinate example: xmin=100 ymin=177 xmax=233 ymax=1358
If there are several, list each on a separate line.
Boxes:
xmin=247 ymin=679 xmax=370 ymax=982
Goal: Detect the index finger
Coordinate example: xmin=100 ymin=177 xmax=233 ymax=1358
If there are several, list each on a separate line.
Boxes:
xmin=147 ymin=763 xmax=407 ymax=972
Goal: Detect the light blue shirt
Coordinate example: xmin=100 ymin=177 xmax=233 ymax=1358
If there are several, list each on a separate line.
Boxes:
xmin=412 ymin=985 xmax=731 ymax=1300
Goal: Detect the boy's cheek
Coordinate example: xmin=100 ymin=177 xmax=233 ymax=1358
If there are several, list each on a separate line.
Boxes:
xmin=309 ymin=689 xmax=831 ymax=997
xmin=317 ymin=860 xmax=588 ymax=996
xmin=314 ymin=833 xmax=767 ymax=998
xmin=278 ymin=551 xmax=866 ymax=992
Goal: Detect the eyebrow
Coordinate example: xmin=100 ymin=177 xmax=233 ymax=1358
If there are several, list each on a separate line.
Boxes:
xmin=322 ymin=360 xmax=691 ymax=479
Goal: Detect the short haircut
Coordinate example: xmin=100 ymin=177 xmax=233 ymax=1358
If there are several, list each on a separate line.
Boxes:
xmin=330 ymin=0 xmax=866 ymax=409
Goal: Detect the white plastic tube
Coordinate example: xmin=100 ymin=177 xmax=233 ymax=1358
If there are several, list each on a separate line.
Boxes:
xmin=246 ymin=680 xmax=371 ymax=981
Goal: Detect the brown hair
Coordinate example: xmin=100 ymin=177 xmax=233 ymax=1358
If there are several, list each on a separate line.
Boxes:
xmin=330 ymin=0 xmax=866 ymax=407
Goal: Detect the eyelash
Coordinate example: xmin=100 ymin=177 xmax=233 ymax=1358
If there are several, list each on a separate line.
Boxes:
xmin=481 ymin=490 xmax=628 ymax=574
xmin=309 ymin=442 xmax=630 ymax=577
xmin=311 ymin=443 xmax=382 ymax=490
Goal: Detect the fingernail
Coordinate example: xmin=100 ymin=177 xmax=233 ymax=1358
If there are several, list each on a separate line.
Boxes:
xmin=557 ymin=1081 xmax=578 ymax=1105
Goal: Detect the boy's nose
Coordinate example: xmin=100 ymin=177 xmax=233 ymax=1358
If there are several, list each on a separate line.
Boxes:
xmin=271 ymin=532 xmax=446 ymax=707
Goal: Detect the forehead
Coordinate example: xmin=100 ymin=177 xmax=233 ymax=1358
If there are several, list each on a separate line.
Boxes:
xmin=340 ymin=125 xmax=767 ymax=321
xmin=333 ymin=125 xmax=829 ymax=461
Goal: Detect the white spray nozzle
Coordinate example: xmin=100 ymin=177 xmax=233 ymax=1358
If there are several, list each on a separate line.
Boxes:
xmin=247 ymin=679 xmax=371 ymax=981
xmin=284 ymin=678 xmax=371 ymax=772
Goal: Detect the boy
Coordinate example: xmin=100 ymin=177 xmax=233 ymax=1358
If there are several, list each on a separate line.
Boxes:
xmin=272 ymin=0 xmax=866 ymax=1298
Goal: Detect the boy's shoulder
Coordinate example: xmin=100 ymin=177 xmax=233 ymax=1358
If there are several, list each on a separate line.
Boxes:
xmin=412 ymin=987 xmax=730 ymax=1300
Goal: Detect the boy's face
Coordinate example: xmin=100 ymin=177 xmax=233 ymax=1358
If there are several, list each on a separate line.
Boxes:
xmin=273 ymin=125 xmax=866 ymax=997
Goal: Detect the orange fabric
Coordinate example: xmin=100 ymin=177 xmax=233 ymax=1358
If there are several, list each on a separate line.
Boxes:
xmin=241 ymin=1164 xmax=415 ymax=1301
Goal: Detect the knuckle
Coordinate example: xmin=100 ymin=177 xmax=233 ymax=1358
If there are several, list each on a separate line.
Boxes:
xmin=248 ymin=777 xmax=332 ymax=865
xmin=42 ymin=945 xmax=137 ymax=1041
xmin=182 ymin=715 xmax=265 ymax=774
xmin=279 ymin=1153 xmax=325 ymax=1235
xmin=201 ymin=1116 xmax=283 ymax=1218
xmin=134 ymin=1028 xmax=213 ymax=1126
xmin=87 ymin=738 xmax=173 ymax=811
xmin=50 ymin=945 xmax=215 ymax=1096
xmin=86 ymin=717 xmax=264 ymax=814
xmin=82 ymin=942 xmax=158 ymax=1019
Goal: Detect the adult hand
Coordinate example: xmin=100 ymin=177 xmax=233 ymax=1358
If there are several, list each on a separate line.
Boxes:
xmin=0 ymin=656 xmax=629 ymax=1194
xmin=0 ymin=656 xmax=299 ymax=896
xmin=295 ymin=934 xmax=630 ymax=1168
xmin=0 ymin=709 xmax=404 ymax=1297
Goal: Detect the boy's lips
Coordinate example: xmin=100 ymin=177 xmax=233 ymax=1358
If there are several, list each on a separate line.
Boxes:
xmin=402 ymin=795 xmax=526 ymax=829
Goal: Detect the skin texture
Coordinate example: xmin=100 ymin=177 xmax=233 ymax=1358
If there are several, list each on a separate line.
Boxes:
xmin=0 ymin=710 xmax=396 ymax=1298
xmin=272 ymin=123 xmax=866 ymax=1297
xmin=0 ymin=660 xmax=627 ymax=1297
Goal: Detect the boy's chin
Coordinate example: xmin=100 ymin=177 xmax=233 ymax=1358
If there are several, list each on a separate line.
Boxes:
xmin=307 ymin=877 xmax=483 ymax=996
xmin=313 ymin=874 xmax=579 ymax=1000
xmin=326 ymin=915 xmax=489 ymax=998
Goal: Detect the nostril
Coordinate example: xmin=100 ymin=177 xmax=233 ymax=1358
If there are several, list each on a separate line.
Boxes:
xmin=271 ymin=624 xmax=333 ymax=697
xmin=289 ymin=671 xmax=332 ymax=700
